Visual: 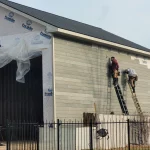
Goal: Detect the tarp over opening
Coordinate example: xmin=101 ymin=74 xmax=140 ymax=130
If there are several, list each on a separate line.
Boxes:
xmin=0 ymin=31 xmax=51 ymax=83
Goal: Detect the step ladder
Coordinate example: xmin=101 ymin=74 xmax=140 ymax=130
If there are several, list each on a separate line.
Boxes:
xmin=114 ymin=84 xmax=129 ymax=115
xmin=127 ymin=81 xmax=143 ymax=116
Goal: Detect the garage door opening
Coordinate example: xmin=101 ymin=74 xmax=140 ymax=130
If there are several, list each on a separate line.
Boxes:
xmin=0 ymin=56 xmax=43 ymax=125
xmin=0 ymin=31 xmax=53 ymax=126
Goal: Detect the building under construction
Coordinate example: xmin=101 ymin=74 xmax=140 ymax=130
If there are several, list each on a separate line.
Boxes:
xmin=0 ymin=0 xmax=150 ymax=125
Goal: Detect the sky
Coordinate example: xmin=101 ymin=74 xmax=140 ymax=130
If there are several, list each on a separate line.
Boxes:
xmin=11 ymin=0 xmax=150 ymax=49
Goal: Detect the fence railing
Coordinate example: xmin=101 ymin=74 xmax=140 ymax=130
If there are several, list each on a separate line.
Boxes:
xmin=1 ymin=119 xmax=150 ymax=150
xmin=6 ymin=122 xmax=39 ymax=150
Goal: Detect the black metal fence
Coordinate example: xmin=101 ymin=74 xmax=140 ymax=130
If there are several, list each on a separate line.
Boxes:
xmin=6 ymin=122 xmax=39 ymax=150
xmin=1 ymin=118 xmax=150 ymax=150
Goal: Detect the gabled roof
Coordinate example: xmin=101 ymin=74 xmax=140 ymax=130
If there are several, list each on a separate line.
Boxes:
xmin=0 ymin=0 xmax=149 ymax=52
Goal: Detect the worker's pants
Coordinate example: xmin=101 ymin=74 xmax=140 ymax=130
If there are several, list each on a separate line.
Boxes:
xmin=112 ymin=70 xmax=118 ymax=85
xmin=129 ymin=76 xmax=137 ymax=93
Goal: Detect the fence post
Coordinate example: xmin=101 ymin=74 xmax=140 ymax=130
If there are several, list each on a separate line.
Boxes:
xmin=6 ymin=121 xmax=8 ymax=150
xmin=6 ymin=120 xmax=10 ymax=150
xmin=127 ymin=119 xmax=130 ymax=150
xmin=37 ymin=125 xmax=39 ymax=150
xmin=57 ymin=119 xmax=60 ymax=150
xmin=89 ymin=119 xmax=93 ymax=150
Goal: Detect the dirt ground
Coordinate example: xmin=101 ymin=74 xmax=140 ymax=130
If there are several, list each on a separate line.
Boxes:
xmin=0 ymin=146 xmax=5 ymax=150
xmin=0 ymin=142 xmax=37 ymax=150
xmin=83 ymin=145 xmax=150 ymax=150
xmin=1 ymin=143 xmax=150 ymax=150
xmin=0 ymin=143 xmax=6 ymax=150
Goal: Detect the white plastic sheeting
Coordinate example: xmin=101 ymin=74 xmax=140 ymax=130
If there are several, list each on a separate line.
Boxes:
xmin=0 ymin=31 xmax=50 ymax=83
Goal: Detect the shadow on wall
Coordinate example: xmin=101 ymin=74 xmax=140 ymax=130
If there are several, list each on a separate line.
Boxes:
xmin=121 ymin=70 xmax=127 ymax=90
xmin=106 ymin=57 xmax=111 ymax=80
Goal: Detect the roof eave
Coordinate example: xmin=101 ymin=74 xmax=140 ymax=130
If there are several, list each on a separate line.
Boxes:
xmin=57 ymin=28 xmax=150 ymax=57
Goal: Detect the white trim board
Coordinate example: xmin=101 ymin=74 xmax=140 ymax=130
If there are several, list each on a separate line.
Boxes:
xmin=57 ymin=28 xmax=150 ymax=57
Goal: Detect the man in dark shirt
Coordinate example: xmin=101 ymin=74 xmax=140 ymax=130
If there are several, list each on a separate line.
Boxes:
xmin=110 ymin=57 xmax=119 ymax=86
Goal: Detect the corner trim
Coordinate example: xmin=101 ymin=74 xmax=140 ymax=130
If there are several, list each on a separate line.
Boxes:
xmin=52 ymin=36 xmax=56 ymax=122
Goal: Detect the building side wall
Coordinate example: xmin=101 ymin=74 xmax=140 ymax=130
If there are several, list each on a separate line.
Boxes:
xmin=54 ymin=36 xmax=150 ymax=120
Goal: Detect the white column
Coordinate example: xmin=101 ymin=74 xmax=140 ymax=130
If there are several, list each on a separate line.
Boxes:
xmin=42 ymin=39 xmax=53 ymax=123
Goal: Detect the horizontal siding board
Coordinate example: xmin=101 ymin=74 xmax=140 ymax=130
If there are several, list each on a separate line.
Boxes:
xmin=54 ymin=36 xmax=150 ymax=120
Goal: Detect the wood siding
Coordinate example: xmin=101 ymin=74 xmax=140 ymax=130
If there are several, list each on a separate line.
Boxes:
xmin=54 ymin=36 xmax=150 ymax=120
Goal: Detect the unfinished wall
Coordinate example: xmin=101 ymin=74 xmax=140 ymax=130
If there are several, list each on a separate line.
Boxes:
xmin=0 ymin=6 xmax=54 ymax=123
xmin=54 ymin=36 xmax=150 ymax=120
xmin=0 ymin=6 xmax=44 ymax=36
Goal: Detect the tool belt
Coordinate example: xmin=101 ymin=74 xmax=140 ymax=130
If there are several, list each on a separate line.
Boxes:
xmin=112 ymin=69 xmax=120 ymax=78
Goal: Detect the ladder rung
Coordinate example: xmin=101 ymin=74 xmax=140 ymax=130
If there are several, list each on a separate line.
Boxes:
xmin=114 ymin=83 xmax=129 ymax=115
xmin=127 ymin=81 xmax=143 ymax=116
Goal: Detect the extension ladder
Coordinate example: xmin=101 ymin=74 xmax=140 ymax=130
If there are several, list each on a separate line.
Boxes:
xmin=114 ymin=84 xmax=129 ymax=115
xmin=127 ymin=79 xmax=145 ymax=144
xmin=127 ymin=81 xmax=143 ymax=116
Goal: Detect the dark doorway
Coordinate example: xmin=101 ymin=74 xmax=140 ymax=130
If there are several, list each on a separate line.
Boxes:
xmin=0 ymin=56 xmax=43 ymax=126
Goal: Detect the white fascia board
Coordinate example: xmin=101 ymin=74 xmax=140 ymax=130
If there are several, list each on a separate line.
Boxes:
xmin=58 ymin=28 xmax=150 ymax=57
xmin=0 ymin=3 xmax=58 ymax=32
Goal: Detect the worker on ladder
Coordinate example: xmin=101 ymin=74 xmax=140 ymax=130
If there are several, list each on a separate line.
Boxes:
xmin=124 ymin=68 xmax=138 ymax=93
xmin=110 ymin=57 xmax=119 ymax=86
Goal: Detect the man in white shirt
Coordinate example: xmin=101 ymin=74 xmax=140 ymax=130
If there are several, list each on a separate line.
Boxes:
xmin=124 ymin=68 xmax=138 ymax=93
